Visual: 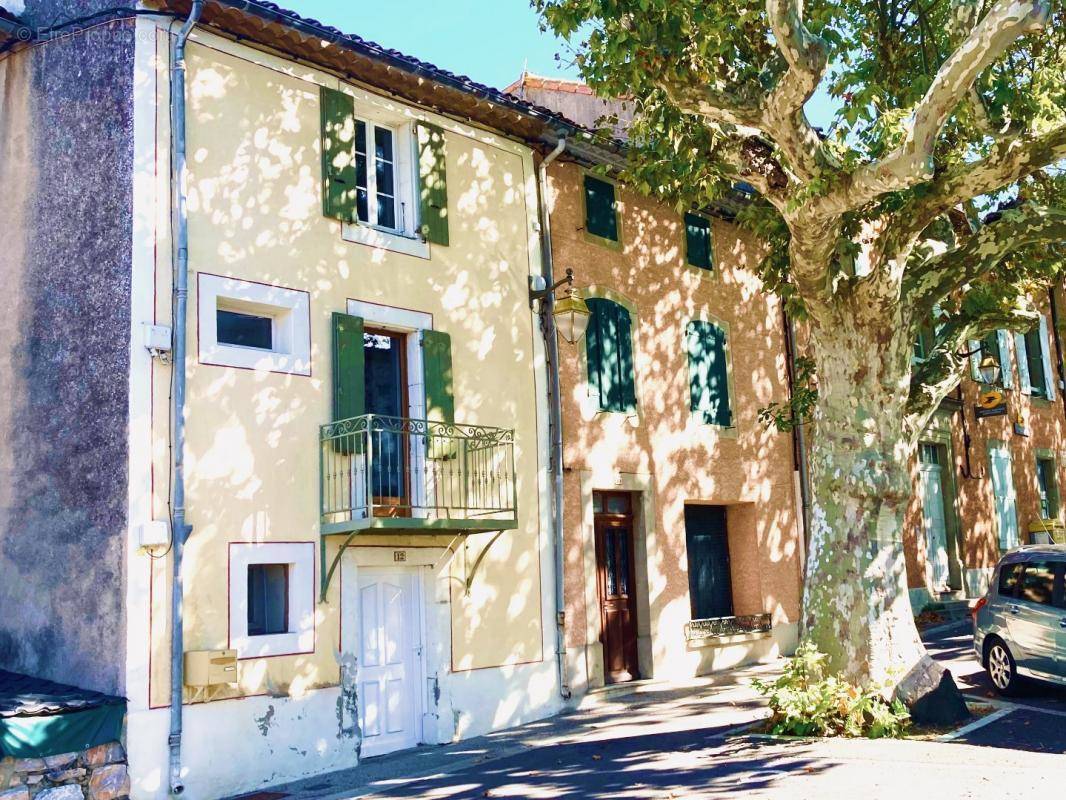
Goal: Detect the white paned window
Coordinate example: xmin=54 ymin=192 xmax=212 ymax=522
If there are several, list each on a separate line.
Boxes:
xmin=197 ymin=274 xmax=311 ymax=376
xmin=229 ymin=542 xmax=314 ymax=658
xmin=355 ymin=120 xmax=404 ymax=232
xmin=342 ymin=117 xmax=427 ymax=258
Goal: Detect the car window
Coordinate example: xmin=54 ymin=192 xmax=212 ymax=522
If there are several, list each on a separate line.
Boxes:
xmin=1019 ymin=561 xmax=1055 ymax=606
xmin=997 ymin=563 xmax=1021 ymax=598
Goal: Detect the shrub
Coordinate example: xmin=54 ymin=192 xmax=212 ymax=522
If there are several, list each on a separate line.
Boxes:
xmin=752 ymin=642 xmax=910 ymax=738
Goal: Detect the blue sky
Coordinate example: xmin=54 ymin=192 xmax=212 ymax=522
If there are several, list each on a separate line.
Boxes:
xmin=283 ymin=1 xmax=841 ymax=127
xmin=280 ymin=1 xmax=580 ymax=91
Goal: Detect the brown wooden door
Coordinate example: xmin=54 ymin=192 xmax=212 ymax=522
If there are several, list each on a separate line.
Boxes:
xmin=594 ymin=492 xmax=639 ymax=684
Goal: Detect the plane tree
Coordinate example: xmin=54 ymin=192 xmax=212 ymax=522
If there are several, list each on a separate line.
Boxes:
xmin=537 ymin=0 xmax=1066 ymax=722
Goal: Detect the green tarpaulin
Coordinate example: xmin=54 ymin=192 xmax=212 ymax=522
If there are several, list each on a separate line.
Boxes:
xmin=0 ymin=701 xmax=125 ymax=758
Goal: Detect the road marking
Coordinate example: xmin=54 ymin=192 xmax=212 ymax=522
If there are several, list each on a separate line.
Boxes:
xmin=938 ymin=706 xmax=1014 ymax=741
xmin=972 ymin=695 xmax=1066 ymax=719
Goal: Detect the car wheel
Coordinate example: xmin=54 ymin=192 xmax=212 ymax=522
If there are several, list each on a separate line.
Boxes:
xmin=986 ymin=638 xmax=1020 ymax=695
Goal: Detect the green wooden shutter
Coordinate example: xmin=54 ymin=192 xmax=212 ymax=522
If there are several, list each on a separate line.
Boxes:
xmin=331 ymin=312 xmax=365 ymax=421
xmin=684 ymin=212 xmax=713 ymax=270
xmin=611 ymin=303 xmax=637 ymax=412
xmin=422 ymin=329 xmax=456 ymax=459
xmin=320 ymin=87 xmax=358 ymax=223
xmin=686 ymin=320 xmax=732 ymax=427
xmin=585 ymin=298 xmax=607 ymax=407
xmin=422 ymin=330 xmax=454 ymax=424
xmin=584 ymin=298 xmax=636 ymax=413
xmin=584 ymin=175 xmax=618 ymax=242
xmin=417 ymin=123 xmax=449 ymax=245
xmin=331 ymin=312 xmax=364 ymax=454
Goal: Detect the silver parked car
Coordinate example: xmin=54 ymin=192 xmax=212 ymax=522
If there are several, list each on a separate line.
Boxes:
xmin=973 ymin=545 xmax=1066 ymax=694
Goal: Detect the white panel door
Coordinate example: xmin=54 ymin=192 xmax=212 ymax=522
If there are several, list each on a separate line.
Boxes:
xmin=355 ymin=567 xmax=423 ymax=758
xmin=920 ymin=462 xmax=950 ymax=591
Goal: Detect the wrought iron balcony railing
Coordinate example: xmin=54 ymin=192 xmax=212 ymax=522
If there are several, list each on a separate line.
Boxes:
xmin=684 ymin=613 xmax=772 ymax=642
xmin=319 ymin=414 xmax=518 ymax=535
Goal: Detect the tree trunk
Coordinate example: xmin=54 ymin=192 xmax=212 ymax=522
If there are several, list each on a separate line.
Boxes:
xmin=800 ymin=308 xmax=970 ymax=726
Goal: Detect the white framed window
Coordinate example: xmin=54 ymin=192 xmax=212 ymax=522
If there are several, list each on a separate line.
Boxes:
xmin=229 ymin=542 xmax=315 ymax=659
xmin=342 ymin=117 xmax=428 ymax=259
xmin=198 ymin=273 xmax=311 ymax=375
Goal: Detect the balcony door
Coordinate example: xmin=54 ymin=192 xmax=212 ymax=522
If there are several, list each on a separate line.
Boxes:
xmin=594 ymin=491 xmax=640 ymax=684
xmin=364 ymin=328 xmax=409 ymax=515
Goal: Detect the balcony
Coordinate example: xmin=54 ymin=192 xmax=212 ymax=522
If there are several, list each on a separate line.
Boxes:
xmin=320 ymin=414 xmax=518 ymax=536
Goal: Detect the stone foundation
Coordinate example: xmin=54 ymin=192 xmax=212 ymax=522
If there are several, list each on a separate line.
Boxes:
xmin=0 ymin=742 xmax=128 ymax=800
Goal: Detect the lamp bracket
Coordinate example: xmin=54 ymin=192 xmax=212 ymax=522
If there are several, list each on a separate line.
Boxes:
xmin=529 ymin=268 xmax=575 ymax=308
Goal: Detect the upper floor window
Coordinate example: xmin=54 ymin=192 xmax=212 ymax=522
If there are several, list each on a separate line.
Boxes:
xmin=1036 ymin=454 xmax=1059 ymax=520
xmin=1015 ymin=316 xmax=1056 ymax=400
xmin=320 ymin=86 xmax=449 ymax=247
xmin=684 ymin=212 xmax=713 ymax=271
xmin=686 ymin=320 xmax=733 ymax=428
xmin=355 ymin=121 xmax=400 ymax=230
xmin=585 ymin=297 xmax=637 ymax=413
xmin=583 ymin=175 xmax=620 ymax=245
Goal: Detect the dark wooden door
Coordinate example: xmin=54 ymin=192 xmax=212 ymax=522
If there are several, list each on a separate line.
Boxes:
xmin=594 ymin=492 xmax=639 ymax=684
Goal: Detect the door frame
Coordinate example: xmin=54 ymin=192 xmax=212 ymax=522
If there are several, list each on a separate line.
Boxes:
xmin=918 ymin=442 xmax=952 ymax=592
xmin=593 ymin=491 xmax=640 ymax=684
xmin=340 ymin=551 xmax=435 ymax=755
xmin=347 ymin=300 xmax=432 ymax=516
xmin=916 ymin=418 xmax=964 ymax=590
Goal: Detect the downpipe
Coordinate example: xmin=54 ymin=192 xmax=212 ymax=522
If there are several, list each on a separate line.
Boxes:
xmin=535 ymin=137 xmax=571 ymax=701
xmin=782 ymin=310 xmax=811 ymax=562
xmin=168 ymin=1 xmax=203 ymax=795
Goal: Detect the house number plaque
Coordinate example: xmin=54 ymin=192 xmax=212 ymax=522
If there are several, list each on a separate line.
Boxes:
xmin=393 ymin=550 xmax=407 ymax=562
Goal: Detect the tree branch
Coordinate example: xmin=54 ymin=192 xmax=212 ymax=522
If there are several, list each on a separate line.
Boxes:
xmin=905 ymin=302 xmax=1038 ymax=438
xmin=823 ymin=0 xmax=1050 ymax=213
xmin=895 ymin=123 xmax=1066 ymax=242
xmin=902 ymin=205 xmax=1066 ymax=310
xmin=655 ymin=79 xmax=763 ymax=131
xmin=762 ymin=0 xmax=831 ymax=181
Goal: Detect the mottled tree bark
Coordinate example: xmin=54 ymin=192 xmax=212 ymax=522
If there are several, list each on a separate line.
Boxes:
xmin=799 ymin=307 xmax=968 ymax=722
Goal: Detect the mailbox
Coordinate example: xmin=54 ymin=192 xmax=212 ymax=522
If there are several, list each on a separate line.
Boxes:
xmin=184 ymin=649 xmax=238 ymax=687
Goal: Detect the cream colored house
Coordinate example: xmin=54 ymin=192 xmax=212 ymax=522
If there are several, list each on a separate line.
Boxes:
xmin=120 ymin=3 xmax=574 ymax=797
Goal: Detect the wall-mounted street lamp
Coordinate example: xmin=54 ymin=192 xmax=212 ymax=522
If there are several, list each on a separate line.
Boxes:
xmin=529 ymin=267 xmax=591 ymax=345
xmin=978 ymin=353 xmax=1001 ymax=386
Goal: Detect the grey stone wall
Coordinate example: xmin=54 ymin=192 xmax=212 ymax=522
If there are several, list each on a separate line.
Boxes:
xmin=0 ymin=15 xmax=135 ymax=696
xmin=0 ymin=741 xmax=129 ymax=800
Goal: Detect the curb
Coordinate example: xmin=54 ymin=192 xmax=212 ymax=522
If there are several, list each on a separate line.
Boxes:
xmin=919 ymin=617 xmax=971 ymax=639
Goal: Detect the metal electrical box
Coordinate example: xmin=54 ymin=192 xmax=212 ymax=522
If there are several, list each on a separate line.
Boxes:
xmin=184 ymin=649 xmax=238 ymax=687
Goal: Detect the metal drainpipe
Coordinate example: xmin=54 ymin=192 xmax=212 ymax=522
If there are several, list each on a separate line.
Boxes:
xmin=168 ymin=1 xmax=203 ymax=795
xmin=1048 ymin=286 xmax=1066 ymax=422
xmin=783 ymin=310 xmax=811 ymax=560
xmin=536 ymin=137 xmax=571 ymax=700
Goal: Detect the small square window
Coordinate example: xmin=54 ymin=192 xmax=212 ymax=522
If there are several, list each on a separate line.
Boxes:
xmin=198 ymin=274 xmax=311 ymax=376
xmin=217 ymin=309 xmax=273 ymax=351
xmin=247 ymin=563 xmax=289 ymax=637
xmin=229 ymin=542 xmax=314 ymax=658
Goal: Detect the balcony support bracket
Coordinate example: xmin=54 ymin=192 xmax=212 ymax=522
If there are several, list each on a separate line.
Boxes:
xmin=462 ymin=529 xmax=506 ymax=594
xmin=319 ymin=529 xmax=363 ymax=603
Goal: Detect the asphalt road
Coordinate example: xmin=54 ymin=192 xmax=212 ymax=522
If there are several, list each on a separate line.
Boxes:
xmin=925 ymin=621 xmax=1066 ymax=753
xmin=245 ymin=627 xmax=1066 ymax=800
